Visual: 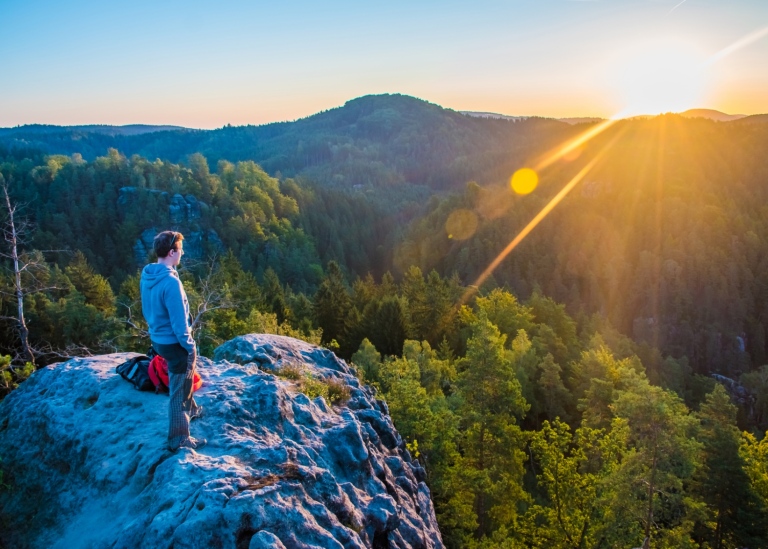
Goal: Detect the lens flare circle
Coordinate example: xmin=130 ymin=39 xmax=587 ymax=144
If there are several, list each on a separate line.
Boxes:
xmin=510 ymin=168 xmax=538 ymax=195
xmin=445 ymin=209 xmax=479 ymax=240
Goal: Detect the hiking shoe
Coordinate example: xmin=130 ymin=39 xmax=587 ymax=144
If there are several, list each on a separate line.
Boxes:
xmin=184 ymin=437 xmax=206 ymax=449
xmin=169 ymin=437 xmax=207 ymax=452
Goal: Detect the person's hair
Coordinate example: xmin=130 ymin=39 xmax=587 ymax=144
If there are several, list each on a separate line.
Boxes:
xmin=154 ymin=231 xmax=184 ymax=258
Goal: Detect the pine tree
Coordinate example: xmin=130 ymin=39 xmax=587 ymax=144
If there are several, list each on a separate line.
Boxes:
xmin=313 ymin=261 xmax=352 ymax=347
xmin=262 ymin=268 xmax=287 ymax=324
xmin=608 ymin=382 xmax=702 ymax=548
xmin=450 ymin=312 xmax=530 ymax=540
xmin=65 ymin=251 xmax=116 ymax=314
xmin=694 ymin=385 xmax=767 ymax=547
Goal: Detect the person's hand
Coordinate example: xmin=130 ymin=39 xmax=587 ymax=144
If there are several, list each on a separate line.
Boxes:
xmin=187 ymin=347 xmax=197 ymax=370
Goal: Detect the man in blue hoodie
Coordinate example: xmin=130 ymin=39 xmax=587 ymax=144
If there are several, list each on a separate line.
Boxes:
xmin=140 ymin=231 xmax=205 ymax=452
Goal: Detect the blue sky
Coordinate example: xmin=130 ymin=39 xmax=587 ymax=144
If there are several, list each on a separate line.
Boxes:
xmin=1 ymin=0 xmax=767 ymax=127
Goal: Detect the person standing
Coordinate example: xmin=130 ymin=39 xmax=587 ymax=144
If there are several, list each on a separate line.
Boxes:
xmin=140 ymin=231 xmax=205 ymax=451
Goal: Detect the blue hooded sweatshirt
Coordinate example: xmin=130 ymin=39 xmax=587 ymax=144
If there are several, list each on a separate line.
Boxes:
xmin=140 ymin=263 xmax=196 ymax=353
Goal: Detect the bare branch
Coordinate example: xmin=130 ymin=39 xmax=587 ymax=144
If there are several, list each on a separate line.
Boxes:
xmin=186 ymin=254 xmax=236 ymax=335
xmin=119 ymin=299 xmax=150 ymax=338
xmin=0 ymin=285 xmax=68 ymax=298
xmin=31 ymin=342 xmax=98 ymax=361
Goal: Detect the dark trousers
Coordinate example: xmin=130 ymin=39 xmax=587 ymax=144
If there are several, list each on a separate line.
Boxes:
xmin=153 ymin=342 xmax=199 ymax=450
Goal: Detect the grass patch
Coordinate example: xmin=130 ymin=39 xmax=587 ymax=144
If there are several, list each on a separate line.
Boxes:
xmin=326 ymin=377 xmax=351 ymax=405
xmin=276 ymin=363 xmax=304 ymax=381
xmin=274 ymin=363 xmax=350 ymax=405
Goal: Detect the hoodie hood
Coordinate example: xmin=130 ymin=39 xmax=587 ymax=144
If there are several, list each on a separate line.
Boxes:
xmin=141 ymin=263 xmax=178 ymax=291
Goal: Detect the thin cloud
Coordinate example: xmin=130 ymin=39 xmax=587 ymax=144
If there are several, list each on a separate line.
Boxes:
xmin=707 ymin=26 xmax=768 ymax=65
xmin=668 ymin=0 xmax=688 ymax=15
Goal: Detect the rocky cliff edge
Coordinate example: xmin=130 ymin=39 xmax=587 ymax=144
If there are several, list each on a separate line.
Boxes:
xmin=0 ymin=334 xmax=444 ymax=549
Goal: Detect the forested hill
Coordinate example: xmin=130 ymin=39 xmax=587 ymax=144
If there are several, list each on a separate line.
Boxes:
xmin=0 ymin=94 xmax=573 ymax=191
xmin=5 ymin=97 xmax=768 ymax=547
xmin=0 ymin=124 xmax=185 ymax=137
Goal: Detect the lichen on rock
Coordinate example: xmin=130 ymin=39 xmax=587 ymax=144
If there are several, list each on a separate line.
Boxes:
xmin=0 ymin=334 xmax=443 ymax=549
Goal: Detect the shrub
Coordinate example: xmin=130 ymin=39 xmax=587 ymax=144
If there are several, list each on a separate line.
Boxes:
xmin=273 ymin=363 xmax=350 ymax=405
xmin=0 ymin=356 xmax=34 ymax=401
xmin=326 ymin=377 xmax=351 ymax=405
xmin=300 ymin=376 xmax=329 ymax=400
xmin=275 ymin=363 xmax=304 ymax=381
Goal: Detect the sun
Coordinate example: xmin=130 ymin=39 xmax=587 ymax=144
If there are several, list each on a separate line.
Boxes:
xmin=607 ymin=40 xmax=712 ymax=116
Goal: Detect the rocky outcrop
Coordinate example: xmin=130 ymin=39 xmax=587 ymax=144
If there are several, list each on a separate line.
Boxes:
xmin=117 ymin=186 xmax=169 ymax=213
xmin=132 ymin=227 xmax=224 ymax=264
xmin=118 ymin=187 xmax=222 ymax=264
xmin=0 ymin=335 xmax=443 ymax=549
xmin=118 ymin=187 xmax=210 ymax=225
xmin=169 ymin=193 xmax=205 ymax=224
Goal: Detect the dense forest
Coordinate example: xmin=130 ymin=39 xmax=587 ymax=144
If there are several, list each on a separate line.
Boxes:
xmin=2 ymin=95 xmax=768 ymax=547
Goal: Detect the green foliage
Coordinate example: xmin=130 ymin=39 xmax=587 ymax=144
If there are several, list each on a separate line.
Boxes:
xmin=275 ymin=363 xmax=304 ymax=381
xmin=520 ymin=419 xmax=626 ymax=548
xmin=65 ymin=251 xmax=116 ymax=314
xmin=378 ymin=354 xmax=437 ymax=450
xmin=325 ymin=377 xmax=351 ymax=405
xmin=608 ymin=380 xmax=702 ymax=547
xmin=0 ymin=355 xmax=34 ymax=400
xmin=741 ymin=431 xmax=768 ymax=507
xmin=313 ymin=261 xmax=352 ymax=348
xmin=448 ymin=313 xmax=530 ymax=540
xmin=475 ymin=289 xmax=534 ymax=341
xmin=693 ymin=385 xmax=767 ymax=547
xmin=403 ymin=339 xmax=455 ymax=397
xmin=535 ymin=354 xmax=571 ymax=424
xmin=298 ymin=376 xmax=329 ymax=401
xmin=741 ymin=365 xmax=768 ymax=430
xmin=361 ymin=295 xmax=409 ymax=358
xmin=350 ymin=338 xmax=381 ymax=384
xmin=573 ymin=341 xmax=646 ymax=429
xmin=273 ymin=363 xmax=349 ymax=404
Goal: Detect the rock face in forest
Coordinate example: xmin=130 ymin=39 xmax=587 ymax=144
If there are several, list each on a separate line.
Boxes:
xmin=0 ymin=334 xmax=443 ymax=549
xmin=118 ymin=187 xmax=223 ymax=264
xmin=131 ymin=225 xmax=223 ymax=264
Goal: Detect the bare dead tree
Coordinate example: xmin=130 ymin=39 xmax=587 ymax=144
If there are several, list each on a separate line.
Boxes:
xmin=1 ymin=181 xmax=36 ymax=365
xmin=0 ymin=180 xmax=72 ymax=366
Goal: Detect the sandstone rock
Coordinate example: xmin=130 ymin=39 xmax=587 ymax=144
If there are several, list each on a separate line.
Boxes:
xmin=133 ymin=228 xmax=224 ymax=265
xmin=133 ymin=227 xmax=160 ymax=265
xmin=168 ymin=193 xmax=206 ymax=225
xmin=0 ymin=335 xmax=444 ymax=549
xmin=185 ymin=194 xmax=202 ymax=221
xmin=117 ymin=186 xmax=169 ymax=218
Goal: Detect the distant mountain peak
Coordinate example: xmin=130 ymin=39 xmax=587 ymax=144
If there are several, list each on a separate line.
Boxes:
xmin=461 ymin=111 xmax=604 ymax=125
xmin=678 ymin=109 xmax=747 ymax=122
xmin=460 ymin=111 xmax=529 ymax=121
xmin=556 ymin=117 xmax=605 ymax=125
xmin=0 ymin=124 xmax=188 ymax=136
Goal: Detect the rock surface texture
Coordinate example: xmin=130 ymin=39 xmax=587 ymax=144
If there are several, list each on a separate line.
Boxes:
xmin=0 ymin=334 xmax=444 ymax=549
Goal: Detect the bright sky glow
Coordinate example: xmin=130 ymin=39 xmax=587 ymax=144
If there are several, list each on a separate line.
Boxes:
xmin=607 ymin=39 xmax=712 ymax=116
xmin=1 ymin=0 xmax=767 ymax=128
